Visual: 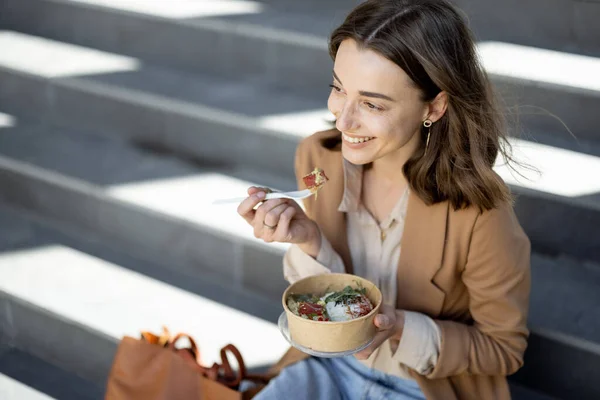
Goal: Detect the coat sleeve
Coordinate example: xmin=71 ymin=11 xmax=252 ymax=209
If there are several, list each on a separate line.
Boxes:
xmin=426 ymin=203 xmax=531 ymax=378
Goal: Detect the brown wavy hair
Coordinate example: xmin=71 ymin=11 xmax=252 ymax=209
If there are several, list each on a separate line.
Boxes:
xmin=329 ymin=0 xmax=514 ymax=211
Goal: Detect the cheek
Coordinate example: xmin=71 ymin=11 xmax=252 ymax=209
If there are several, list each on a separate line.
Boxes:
xmin=369 ymin=116 xmax=396 ymax=140
xmin=371 ymin=115 xmax=417 ymax=145
xmin=327 ymin=94 xmax=340 ymax=115
xmin=327 ymin=94 xmax=338 ymax=114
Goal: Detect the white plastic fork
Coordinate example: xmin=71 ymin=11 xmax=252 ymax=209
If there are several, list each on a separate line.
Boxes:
xmin=212 ymin=189 xmax=314 ymax=205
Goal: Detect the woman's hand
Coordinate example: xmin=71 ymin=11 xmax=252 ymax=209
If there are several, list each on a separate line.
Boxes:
xmin=237 ymin=186 xmax=322 ymax=257
xmin=354 ymin=305 xmax=405 ymax=360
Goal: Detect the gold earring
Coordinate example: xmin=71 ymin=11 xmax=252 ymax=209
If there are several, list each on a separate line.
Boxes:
xmin=423 ymin=119 xmax=432 ymax=154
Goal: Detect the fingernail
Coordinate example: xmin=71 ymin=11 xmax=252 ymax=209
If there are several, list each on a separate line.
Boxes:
xmin=255 ymin=191 xmax=266 ymax=199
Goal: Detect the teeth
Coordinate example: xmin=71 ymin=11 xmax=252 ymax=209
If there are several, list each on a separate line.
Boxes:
xmin=343 ymin=133 xmax=373 ymax=144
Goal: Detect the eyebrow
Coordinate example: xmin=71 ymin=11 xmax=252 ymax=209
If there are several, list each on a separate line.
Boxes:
xmin=332 ymin=70 xmax=396 ymax=102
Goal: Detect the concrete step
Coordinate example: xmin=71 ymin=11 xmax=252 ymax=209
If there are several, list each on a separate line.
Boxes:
xmin=0 ymin=115 xmax=293 ymax=301
xmin=494 ymin=138 xmax=600 ymax=262
xmin=0 ymin=372 xmax=58 ymax=400
xmin=0 ymin=203 xmax=290 ymax=390
xmin=0 ymin=27 xmax=597 ymax=163
xmin=0 ymin=203 xmax=568 ymax=400
xmin=0 ymin=0 xmax=338 ymax=95
xmin=0 ymin=28 xmax=598 ymax=162
xmin=0 ymin=346 xmax=103 ymax=400
xmin=0 ymin=2 xmax=599 ymax=141
xmin=452 ymin=0 xmax=600 ymax=57
xmin=0 ymin=100 xmax=598 ymax=265
xmin=0 ymin=184 xmax=594 ymax=400
xmin=0 ymin=30 xmax=333 ymax=179
xmin=0 ymin=29 xmax=597 ymax=261
xmin=0 ymin=116 xmax=598 ymax=399
xmin=1 ymin=0 xmax=599 ymax=84
xmin=479 ymin=41 xmax=600 ymax=143
xmin=509 ymin=382 xmax=561 ymax=400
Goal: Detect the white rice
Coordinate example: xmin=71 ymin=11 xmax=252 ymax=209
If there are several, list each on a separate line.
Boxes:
xmin=321 ymin=292 xmax=356 ymax=322
xmin=325 ymin=302 xmax=352 ymax=322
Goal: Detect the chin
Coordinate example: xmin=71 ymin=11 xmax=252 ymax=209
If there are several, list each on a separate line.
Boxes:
xmin=341 ymin=146 xmax=374 ymax=166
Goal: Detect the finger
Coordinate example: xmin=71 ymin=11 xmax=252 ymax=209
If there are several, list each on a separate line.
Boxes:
xmin=374 ymin=305 xmax=397 ymax=330
xmin=273 ymin=205 xmax=297 ymax=242
xmin=254 ymin=198 xmax=286 ymax=225
xmin=260 ymin=203 xmax=289 ymax=242
xmin=237 ymin=191 xmax=266 ymax=223
xmin=253 ymin=199 xmax=287 ymax=238
xmin=247 ymin=186 xmax=271 ymax=196
xmin=264 ymin=202 xmax=290 ymax=229
xmin=374 ymin=314 xmax=392 ymax=330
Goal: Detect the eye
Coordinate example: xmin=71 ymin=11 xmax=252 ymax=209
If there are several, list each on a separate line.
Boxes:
xmin=364 ymin=102 xmax=383 ymax=111
xmin=329 ymin=84 xmax=343 ymax=93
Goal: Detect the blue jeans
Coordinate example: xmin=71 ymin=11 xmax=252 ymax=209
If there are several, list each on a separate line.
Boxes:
xmin=253 ymin=356 xmax=426 ymax=400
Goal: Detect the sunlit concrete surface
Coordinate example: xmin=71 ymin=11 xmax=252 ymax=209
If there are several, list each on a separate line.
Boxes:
xmin=0 ymin=113 xmax=16 ymax=129
xmin=107 ymin=138 xmax=600 ymax=244
xmin=67 ymin=0 xmax=264 ymax=19
xmin=258 ymin=109 xmax=335 ymax=138
xmin=108 ymin=173 xmax=290 ymax=250
xmin=479 ymin=41 xmax=600 ymax=92
xmin=0 ymin=245 xmax=289 ymax=367
xmin=0 ymin=31 xmax=139 ymax=78
xmin=0 ymin=373 xmax=56 ymax=400
xmin=495 ymin=138 xmax=600 ymax=198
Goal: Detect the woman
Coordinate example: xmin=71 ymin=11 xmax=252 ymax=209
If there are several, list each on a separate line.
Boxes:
xmin=237 ymin=0 xmax=531 ymax=399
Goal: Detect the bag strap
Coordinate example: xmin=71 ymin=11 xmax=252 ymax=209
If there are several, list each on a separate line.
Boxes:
xmin=167 ymin=337 xmax=243 ymax=387
xmin=220 ymin=344 xmax=272 ymax=386
xmin=219 ymin=344 xmax=246 ymax=387
xmin=168 ymin=333 xmax=201 ymax=363
xmin=142 ymin=329 xmax=272 ymax=388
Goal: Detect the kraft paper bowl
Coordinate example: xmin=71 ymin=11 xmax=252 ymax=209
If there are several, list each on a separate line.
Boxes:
xmin=282 ymin=273 xmax=383 ymax=353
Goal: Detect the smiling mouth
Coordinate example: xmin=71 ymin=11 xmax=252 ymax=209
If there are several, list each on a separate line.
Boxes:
xmin=342 ymin=133 xmax=375 ymax=144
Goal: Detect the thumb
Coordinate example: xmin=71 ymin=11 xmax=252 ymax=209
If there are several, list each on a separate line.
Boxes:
xmin=375 ymin=314 xmax=391 ymax=329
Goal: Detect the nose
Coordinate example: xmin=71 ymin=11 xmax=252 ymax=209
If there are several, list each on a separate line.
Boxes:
xmin=334 ymin=101 xmax=359 ymax=133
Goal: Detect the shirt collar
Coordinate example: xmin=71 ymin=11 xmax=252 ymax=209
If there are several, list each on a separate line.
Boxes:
xmin=338 ymin=158 xmax=362 ymax=213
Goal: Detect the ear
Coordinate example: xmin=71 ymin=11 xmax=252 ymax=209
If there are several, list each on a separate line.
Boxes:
xmin=425 ymin=91 xmax=448 ymax=123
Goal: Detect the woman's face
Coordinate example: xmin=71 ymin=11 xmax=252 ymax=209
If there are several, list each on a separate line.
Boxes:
xmin=328 ymin=39 xmax=429 ymax=166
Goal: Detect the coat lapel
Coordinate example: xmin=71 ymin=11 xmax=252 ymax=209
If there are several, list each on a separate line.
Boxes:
xmin=396 ymin=191 xmax=449 ymax=317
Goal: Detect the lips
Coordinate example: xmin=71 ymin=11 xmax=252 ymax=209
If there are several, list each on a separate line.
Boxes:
xmin=342 ymin=133 xmax=374 ymax=144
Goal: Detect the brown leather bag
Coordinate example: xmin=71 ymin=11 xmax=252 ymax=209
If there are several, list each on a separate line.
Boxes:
xmin=105 ymin=327 xmax=271 ymax=400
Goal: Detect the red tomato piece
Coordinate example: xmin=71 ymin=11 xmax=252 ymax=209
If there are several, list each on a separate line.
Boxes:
xmin=298 ymin=302 xmax=324 ymax=316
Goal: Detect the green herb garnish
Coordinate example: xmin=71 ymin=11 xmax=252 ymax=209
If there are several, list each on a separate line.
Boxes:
xmin=323 ymin=285 xmax=367 ymax=305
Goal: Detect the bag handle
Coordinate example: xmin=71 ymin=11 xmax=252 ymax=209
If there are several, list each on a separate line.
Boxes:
xmin=142 ymin=328 xmax=271 ymax=388
xmin=168 ymin=333 xmax=201 ymax=363
xmin=167 ymin=336 xmax=243 ymax=387
xmin=219 ymin=344 xmax=247 ymax=387
xmin=218 ymin=344 xmax=272 ymax=387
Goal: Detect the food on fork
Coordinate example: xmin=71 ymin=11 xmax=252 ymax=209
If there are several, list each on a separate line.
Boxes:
xmin=302 ymin=167 xmax=329 ymax=196
xmin=286 ymin=285 xmax=374 ymax=322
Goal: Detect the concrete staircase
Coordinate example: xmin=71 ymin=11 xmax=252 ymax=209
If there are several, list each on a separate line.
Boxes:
xmin=0 ymin=0 xmax=599 ymax=399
